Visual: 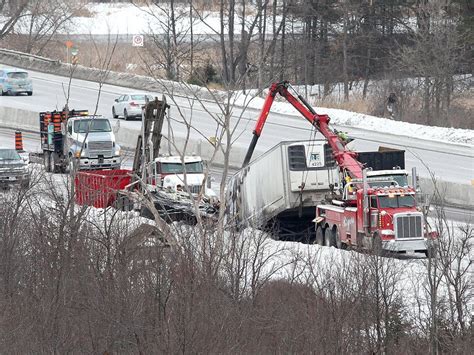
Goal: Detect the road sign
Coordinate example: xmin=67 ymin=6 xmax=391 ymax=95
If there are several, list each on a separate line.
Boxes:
xmin=65 ymin=40 xmax=73 ymax=48
xmin=132 ymin=35 xmax=144 ymax=47
xmin=71 ymin=48 xmax=79 ymax=56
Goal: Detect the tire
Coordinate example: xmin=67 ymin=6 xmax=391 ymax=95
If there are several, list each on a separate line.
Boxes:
xmin=372 ymin=233 xmax=384 ymax=255
xmin=124 ymin=109 xmax=129 ymax=121
xmin=27 ymin=91 xmax=32 ymax=96
xmin=68 ymin=154 xmax=75 ymax=174
xmin=51 ymin=152 xmax=61 ymax=173
xmin=112 ymin=107 xmax=118 ymax=119
xmin=21 ymin=178 xmax=30 ymax=189
xmin=334 ymin=227 xmax=342 ymax=249
xmin=44 ymin=151 xmax=51 ymax=172
xmin=1 ymin=89 xmax=5 ymax=96
xmin=315 ymin=225 xmax=325 ymax=246
xmin=425 ymin=243 xmax=436 ymax=258
xmin=325 ymin=227 xmax=336 ymax=247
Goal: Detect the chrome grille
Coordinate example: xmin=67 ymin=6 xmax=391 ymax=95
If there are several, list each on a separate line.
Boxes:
xmin=88 ymin=141 xmax=113 ymax=158
xmin=395 ymin=214 xmax=423 ymax=239
xmin=88 ymin=141 xmax=113 ymax=151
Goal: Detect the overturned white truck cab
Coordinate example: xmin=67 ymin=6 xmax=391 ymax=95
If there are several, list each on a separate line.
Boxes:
xmin=226 ymin=140 xmax=339 ymax=240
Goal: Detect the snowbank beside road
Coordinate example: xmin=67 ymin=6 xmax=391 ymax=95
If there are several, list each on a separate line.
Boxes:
xmin=235 ymin=94 xmax=474 ymax=146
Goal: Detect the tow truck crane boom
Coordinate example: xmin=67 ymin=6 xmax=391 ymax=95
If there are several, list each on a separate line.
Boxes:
xmin=242 ymin=81 xmax=363 ymax=179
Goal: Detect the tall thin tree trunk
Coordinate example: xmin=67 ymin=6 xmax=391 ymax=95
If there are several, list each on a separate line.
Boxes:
xmin=228 ymin=0 xmax=235 ymax=84
xmin=279 ymin=0 xmax=286 ymax=81
xmin=220 ymin=0 xmax=229 ymax=83
xmin=342 ymin=10 xmax=349 ymax=102
xmin=189 ymin=0 xmax=193 ymax=77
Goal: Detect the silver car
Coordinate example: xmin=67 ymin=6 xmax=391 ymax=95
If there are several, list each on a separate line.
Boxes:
xmin=0 ymin=68 xmax=33 ymax=96
xmin=112 ymin=93 xmax=154 ymax=120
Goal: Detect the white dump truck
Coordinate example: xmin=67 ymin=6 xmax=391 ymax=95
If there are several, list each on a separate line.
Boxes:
xmin=39 ymin=110 xmax=121 ymax=173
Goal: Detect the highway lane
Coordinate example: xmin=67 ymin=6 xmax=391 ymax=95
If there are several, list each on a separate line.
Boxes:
xmin=0 ymin=69 xmax=472 ymax=184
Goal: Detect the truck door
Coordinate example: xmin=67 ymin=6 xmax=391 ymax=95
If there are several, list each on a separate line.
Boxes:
xmin=66 ymin=120 xmax=74 ymax=155
xmin=369 ymin=195 xmax=379 ymax=230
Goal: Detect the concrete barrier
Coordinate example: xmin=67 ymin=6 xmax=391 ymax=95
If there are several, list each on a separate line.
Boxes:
xmin=0 ymin=48 xmax=222 ymax=101
xmin=0 ymin=106 xmax=38 ymax=131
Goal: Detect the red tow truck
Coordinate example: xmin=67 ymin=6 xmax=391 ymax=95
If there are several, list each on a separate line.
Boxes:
xmin=243 ymin=81 xmax=437 ymax=255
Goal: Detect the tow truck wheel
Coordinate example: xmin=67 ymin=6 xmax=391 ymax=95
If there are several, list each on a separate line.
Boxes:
xmin=325 ymin=227 xmax=336 ymax=247
xmin=334 ymin=227 xmax=342 ymax=249
xmin=372 ymin=233 xmax=384 ymax=255
xmin=315 ymin=226 xmax=325 ymax=246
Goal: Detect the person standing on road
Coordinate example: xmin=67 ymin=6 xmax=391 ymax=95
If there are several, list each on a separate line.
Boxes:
xmin=386 ymin=92 xmax=397 ymax=119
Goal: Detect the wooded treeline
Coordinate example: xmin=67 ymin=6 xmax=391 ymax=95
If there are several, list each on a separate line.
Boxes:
xmin=139 ymin=0 xmax=473 ymax=127
xmin=0 ymin=173 xmax=472 ymax=353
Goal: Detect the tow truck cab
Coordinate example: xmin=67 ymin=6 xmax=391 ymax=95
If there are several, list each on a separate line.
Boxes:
xmin=317 ymin=179 xmax=437 ymax=253
xmin=363 ymin=187 xmax=433 ymax=253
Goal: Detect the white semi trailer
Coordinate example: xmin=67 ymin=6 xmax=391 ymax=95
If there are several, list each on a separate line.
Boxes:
xmin=226 ymin=140 xmax=339 ymax=240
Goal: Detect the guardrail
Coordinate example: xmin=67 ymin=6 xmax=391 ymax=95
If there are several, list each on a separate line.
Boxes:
xmin=0 ymin=48 xmax=220 ymax=101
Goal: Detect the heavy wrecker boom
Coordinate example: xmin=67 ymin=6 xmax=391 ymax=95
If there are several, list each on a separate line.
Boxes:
xmin=243 ymin=81 xmax=363 ymax=180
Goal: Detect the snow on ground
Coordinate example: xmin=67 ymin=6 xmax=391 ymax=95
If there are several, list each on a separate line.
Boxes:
xmin=234 ymin=92 xmax=474 ymax=146
xmin=67 ymin=3 xmax=283 ymax=36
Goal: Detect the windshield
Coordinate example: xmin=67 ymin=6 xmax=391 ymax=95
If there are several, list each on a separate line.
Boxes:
xmin=0 ymin=149 xmax=21 ymax=160
xmin=74 ymin=119 xmax=111 ymax=133
xmin=378 ymin=195 xmax=416 ymax=208
xmin=7 ymin=72 xmax=28 ymax=79
xmin=160 ymin=161 xmax=203 ymax=174
xmin=131 ymin=94 xmax=153 ymax=101
xmin=369 ymin=174 xmax=409 ymax=187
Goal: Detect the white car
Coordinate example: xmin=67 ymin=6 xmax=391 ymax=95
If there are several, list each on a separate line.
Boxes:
xmin=111 ymin=93 xmax=154 ymax=120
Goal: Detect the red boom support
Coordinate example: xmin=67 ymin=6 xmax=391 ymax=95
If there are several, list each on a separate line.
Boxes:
xmin=243 ymin=81 xmax=363 ymax=179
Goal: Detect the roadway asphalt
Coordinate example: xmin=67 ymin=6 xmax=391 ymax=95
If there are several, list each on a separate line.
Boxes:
xmin=0 ymin=68 xmax=472 ymax=186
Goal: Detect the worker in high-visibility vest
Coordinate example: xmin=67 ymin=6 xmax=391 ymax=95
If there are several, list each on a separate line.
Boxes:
xmin=345 ymin=175 xmax=353 ymax=193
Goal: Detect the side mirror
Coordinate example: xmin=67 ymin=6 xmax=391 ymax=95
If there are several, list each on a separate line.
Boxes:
xmin=114 ymin=98 xmax=119 ymax=102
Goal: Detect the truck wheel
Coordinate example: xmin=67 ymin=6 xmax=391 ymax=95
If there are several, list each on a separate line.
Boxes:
xmin=325 ymin=227 xmax=336 ymax=247
xmin=315 ymin=226 xmax=325 ymax=246
xmin=51 ymin=152 xmax=61 ymax=173
xmin=334 ymin=227 xmax=343 ymax=249
xmin=425 ymin=244 xmax=436 ymax=258
xmin=372 ymin=233 xmax=384 ymax=255
xmin=44 ymin=152 xmax=51 ymax=172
